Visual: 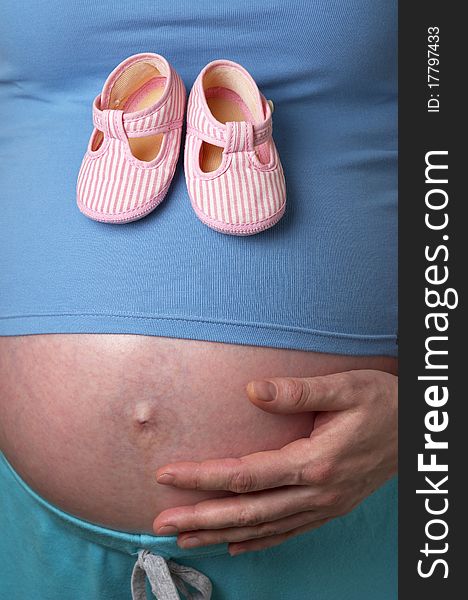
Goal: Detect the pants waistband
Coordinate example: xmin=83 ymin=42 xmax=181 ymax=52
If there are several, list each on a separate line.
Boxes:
xmin=0 ymin=451 xmax=228 ymax=560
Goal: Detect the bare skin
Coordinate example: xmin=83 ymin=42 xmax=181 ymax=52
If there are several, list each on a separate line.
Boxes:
xmin=0 ymin=334 xmax=397 ymax=534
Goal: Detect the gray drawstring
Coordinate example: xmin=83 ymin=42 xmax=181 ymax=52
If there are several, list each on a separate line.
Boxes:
xmin=131 ymin=549 xmax=213 ymax=600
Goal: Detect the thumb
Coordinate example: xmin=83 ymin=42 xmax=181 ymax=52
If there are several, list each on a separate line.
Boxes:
xmin=246 ymin=372 xmax=361 ymax=414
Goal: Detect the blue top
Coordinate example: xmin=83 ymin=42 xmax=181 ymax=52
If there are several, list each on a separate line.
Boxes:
xmin=0 ymin=0 xmax=397 ymax=356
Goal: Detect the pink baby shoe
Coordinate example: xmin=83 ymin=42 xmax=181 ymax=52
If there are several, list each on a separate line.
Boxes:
xmin=77 ymin=53 xmax=185 ymax=223
xmin=184 ymin=60 xmax=286 ymax=235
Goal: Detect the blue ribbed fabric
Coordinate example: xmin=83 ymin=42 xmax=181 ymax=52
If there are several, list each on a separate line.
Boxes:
xmin=0 ymin=0 xmax=397 ymax=356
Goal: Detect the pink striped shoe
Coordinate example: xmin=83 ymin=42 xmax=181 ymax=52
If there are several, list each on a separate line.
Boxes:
xmin=184 ymin=60 xmax=286 ymax=235
xmin=77 ymin=53 xmax=185 ymax=223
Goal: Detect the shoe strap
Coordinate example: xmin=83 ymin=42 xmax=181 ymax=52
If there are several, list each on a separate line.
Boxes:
xmin=187 ymin=114 xmax=272 ymax=152
xmin=186 ymin=82 xmax=273 ymax=151
xmin=92 ymin=71 xmax=185 ymax=139
xmin=224 ymin=121 xmax=254 ymax=153
xmin=96 ymin=109 xmax=126 ymax=141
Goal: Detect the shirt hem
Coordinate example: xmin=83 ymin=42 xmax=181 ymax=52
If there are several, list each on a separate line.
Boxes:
xmin=0 ymin=312 xmax=398 ymax=357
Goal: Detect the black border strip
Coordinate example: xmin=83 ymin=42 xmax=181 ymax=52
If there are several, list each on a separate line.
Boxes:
xmin=399 ymin=3 xmax=464 ymax=597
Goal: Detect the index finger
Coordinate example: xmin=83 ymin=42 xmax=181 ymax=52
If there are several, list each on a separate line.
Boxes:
xmin=156 ymin=438 xmax=311 ymax=493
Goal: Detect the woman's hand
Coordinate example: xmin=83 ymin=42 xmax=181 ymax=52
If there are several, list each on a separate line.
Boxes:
xmin=153 ymin=369 xmax=398 ymax=555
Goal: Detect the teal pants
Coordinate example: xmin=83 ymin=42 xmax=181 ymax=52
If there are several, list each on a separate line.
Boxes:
xmin=0 ymin=452 xmax=397 ymax=599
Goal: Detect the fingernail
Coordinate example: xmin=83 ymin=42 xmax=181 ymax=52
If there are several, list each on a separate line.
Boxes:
xmin=179 ymin=536 xmax=200 ymax=548
xmin=248 ymin=380 xmax=277 ymax=402
xmin=229 ymin=546 xmax=246 ymax=556
xmin=157 ymin=525 xmax=178 ymax=535
xmin=157 ymin=473 xmax=175 ymax=484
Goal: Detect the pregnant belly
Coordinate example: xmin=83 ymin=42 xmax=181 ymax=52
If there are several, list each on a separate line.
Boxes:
xmin=0 ymin=334 xmax=397 ymax=534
